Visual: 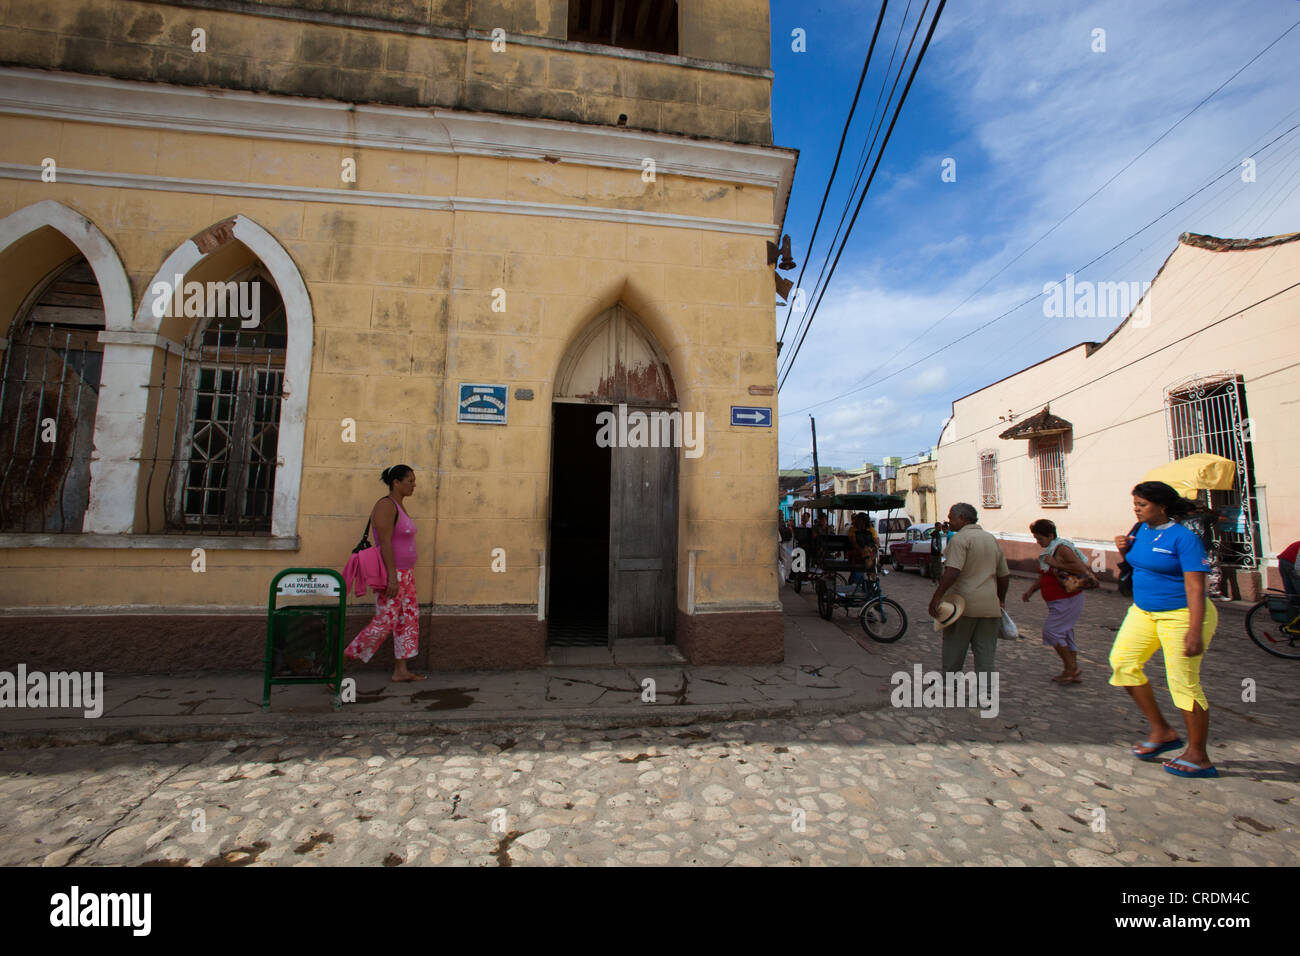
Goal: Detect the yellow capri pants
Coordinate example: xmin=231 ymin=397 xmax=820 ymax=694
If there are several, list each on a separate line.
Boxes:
xmin=1109 ymin=600 xmax=1217 ymax=711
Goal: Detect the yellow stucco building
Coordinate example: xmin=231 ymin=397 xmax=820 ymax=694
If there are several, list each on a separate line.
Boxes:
xmin=0 ymin=0 xmax=797 ymax=670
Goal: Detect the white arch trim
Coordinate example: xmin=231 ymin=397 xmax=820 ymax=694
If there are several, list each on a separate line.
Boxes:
xmin=0 ymin=199 xmax=133 ymax=333
xmin=135 ymin=216 xmax=312 ymax=538
xmin=0 ymin=201 xmax=140 ymax=533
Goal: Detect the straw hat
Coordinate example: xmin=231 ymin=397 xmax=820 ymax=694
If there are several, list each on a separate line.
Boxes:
xmin=930 ymin=594 xmax=966 ymax=631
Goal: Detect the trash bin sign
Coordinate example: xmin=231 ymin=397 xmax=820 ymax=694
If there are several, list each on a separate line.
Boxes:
xmin=263 ymin=568 xmax=347 ymax=711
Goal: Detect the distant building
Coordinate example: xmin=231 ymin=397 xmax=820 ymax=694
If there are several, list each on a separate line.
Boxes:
xmin=896 ymin=456 xmax=937 ymax=523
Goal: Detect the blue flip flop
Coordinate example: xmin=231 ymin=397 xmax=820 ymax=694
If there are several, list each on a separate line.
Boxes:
xmin=1163 ymin=757 xmax=1219 ymax=778
xmin=1133 ymin=738 xmax=1183 ymax=761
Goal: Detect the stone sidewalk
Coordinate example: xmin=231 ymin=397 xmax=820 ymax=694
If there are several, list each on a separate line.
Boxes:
xmin=0 ymin=587 xmax=899 ymax=747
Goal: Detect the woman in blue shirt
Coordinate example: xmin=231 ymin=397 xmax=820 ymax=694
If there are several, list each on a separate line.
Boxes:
xmin=1110 ymin=481 xmax=1218 ymax=777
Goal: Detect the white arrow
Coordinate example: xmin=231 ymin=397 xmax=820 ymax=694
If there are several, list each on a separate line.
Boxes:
xmin=736 ymin=409 xmax=768 ymax=422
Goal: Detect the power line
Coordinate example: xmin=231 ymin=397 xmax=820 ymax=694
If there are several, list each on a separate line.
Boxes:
xmin=779 ymin=0 xmax=926 ymax=384
xmin=783 ymin=15 xmax=1300 ymax=412
xmin=939 ymin=116 xmax=1300 ymax=404
xmin=938 ymin=357 xmax=1300 ymax=489
xmin=776 ymin=0 xmax=891 ymax=348
xmin=943 ymin=275 xmax=1300 ymax=450
xmin=778 ymin=0 xmax=947 ymax=391
xmin=781 ymin=117 xmax=1300 ymax=417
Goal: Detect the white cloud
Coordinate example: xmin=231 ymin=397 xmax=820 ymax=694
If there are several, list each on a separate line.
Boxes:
xmin=777 ymin=0 xmax=1300 ymax=463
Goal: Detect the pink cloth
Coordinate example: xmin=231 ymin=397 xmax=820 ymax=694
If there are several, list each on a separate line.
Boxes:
xmin=392 ymin=500 xmax=417 ymax=570
xmin=343 ymin=546 xmax=387 ymax=598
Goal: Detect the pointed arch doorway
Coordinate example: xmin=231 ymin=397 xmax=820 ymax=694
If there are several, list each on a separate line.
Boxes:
xmin=550 ymin=304 xmax=678 ymax=647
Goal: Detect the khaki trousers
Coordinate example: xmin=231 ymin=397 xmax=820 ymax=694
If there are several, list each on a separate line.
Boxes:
xmin=942 ymin=616 xmax=1000 ymax=674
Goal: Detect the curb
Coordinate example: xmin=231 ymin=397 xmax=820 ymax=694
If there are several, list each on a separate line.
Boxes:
xmin=0 ymin=687 xmax=892 ymax=749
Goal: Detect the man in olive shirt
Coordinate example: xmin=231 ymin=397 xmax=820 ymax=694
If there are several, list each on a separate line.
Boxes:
xmin=927 ymin=502 xmax=1010 ymax=675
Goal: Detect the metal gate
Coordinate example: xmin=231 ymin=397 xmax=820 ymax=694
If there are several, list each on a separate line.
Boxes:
xmin=1164 ymin=373 xmax=1259 ymax=568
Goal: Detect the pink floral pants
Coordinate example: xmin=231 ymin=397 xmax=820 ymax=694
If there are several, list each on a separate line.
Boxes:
xmin=345 ymin=568 xmax=419 ymax=662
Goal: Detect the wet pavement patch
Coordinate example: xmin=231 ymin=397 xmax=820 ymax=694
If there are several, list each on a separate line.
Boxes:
xmin=294 ymin=832 xmax=334 ymax=854
xmin=411 ymin=687 xmax=477 ymax=710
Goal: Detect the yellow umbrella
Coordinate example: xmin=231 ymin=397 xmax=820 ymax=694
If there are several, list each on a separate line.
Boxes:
xmin=1143 ymin=454 xmax=1237 ymax=500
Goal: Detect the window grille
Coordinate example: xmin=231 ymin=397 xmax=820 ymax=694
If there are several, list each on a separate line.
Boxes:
xmin=1164 ymin=374 xmax=1258 ymax=568
xmin=1031 ymin=435 xmax=1068 ymax=506
xmin=978 ymin=450 xmax=1000 ymax=508
xmin=0 ymin=257 xmax=104 ymax=532
xmin=143 ymin=270 xmax=286 ymax=535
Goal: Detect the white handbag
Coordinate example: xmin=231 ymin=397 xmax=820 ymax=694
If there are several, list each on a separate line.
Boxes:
xmin=999 ymin=607 xmax=1019 ymax=640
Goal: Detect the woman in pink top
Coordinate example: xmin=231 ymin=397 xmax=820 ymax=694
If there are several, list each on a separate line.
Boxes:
xmin=344 ymin=465 xmax=425 ymax=681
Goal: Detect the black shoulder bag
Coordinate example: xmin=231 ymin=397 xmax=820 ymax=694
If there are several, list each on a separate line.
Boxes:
xmin=1116 ymin=521 xmax=1142 ymax=597
xmin=352 ymin=499 xmax=399 ymax=554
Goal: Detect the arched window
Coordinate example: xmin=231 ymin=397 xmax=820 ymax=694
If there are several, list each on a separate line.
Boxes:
xmin=0 ymin=256 xmax=105 ymax=532
xmin=165 ymin=267 xmax=286 ymax=533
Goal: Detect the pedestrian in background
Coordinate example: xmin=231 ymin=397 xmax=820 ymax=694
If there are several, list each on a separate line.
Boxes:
xmin=1110 ymin=480 xmax=1217 ymax=777
xmin=344 ymin=465 xmax=426 ymax=682
xmin=1279 ymin=540 xmax=1300 ymax=598
xmin=1022 ymin=518 xmax=1095 ymax=683
xmin=928 ymin=502 xmax=1010 ymax=676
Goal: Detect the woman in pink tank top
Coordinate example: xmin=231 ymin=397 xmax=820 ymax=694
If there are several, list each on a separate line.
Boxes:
xmin=344 ymin=464 xmax=425 ymax=681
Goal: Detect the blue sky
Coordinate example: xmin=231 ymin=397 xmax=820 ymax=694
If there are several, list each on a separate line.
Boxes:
xmin=768 ymin=0 xmax=1300 ymax=472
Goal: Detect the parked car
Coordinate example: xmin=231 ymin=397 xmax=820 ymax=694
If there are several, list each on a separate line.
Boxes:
xmin=889 ymin=523 xmax=937 ymax=577
xmin=871 ymin=513 xmax=912 ymax=552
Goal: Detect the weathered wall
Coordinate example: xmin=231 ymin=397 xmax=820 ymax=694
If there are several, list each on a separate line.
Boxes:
xmin=0 ymin=107 xmax=783 ymax=652
xmin=0 ymin=0 xmax=773 ymax=144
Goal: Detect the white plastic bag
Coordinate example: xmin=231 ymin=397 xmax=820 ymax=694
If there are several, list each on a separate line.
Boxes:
xmin=999 ymin=607 xmax=1018 ymax=640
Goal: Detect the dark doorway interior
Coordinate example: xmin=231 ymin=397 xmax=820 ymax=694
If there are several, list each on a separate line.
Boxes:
xmin=548 ymin=402 xmax=611 ymax=646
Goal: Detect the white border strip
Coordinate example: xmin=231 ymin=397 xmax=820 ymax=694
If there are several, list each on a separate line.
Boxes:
xmin=0 ymin=67 xmax=795 ymax=223
xmin=0 ymin=164 xmax=779 ymax=238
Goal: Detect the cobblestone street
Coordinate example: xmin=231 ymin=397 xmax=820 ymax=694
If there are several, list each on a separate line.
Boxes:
xmin=2 ymin=571 xmax=1297 ymax=867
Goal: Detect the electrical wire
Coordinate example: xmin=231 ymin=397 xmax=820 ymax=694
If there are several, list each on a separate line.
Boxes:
xmin=778 ymin=0 xmax=948 ymax=391
xmin=781 ymin=117 xmax=1300 ymax=417
xmin=776 ymin=0 xmax=891 ymax=348
xmin=783 ymin=16 xmax=1300 ymax=411
xmin=779 ymin=0 xmax=926 ymax=384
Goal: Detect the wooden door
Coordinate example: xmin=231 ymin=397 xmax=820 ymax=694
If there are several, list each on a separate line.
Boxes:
xmin=608 ymin=434 xmax=677 ymax=643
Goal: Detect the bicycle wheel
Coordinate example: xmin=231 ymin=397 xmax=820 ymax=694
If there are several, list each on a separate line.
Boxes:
xmin=1246 ymin=601 xmax=1300 ymax=659
xmin=860 ymin=597 xmax=907 ymax=642
xmin=815 ymin=579 xmax=834 ymax=620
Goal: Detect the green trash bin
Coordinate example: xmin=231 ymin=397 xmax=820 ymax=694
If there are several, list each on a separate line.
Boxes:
xmin=263 ymin=568 xmax=347 ymax=711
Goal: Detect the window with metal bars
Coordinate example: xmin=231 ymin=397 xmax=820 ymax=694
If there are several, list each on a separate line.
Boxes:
xmin=152 ymin=268 xmax=286 ymax=534
xmin=1164 ymin=373 xmax=1258 ymax=568
xmin=567 ymin=0 xmax=678 ymax=55
xmin=0 ymin=256 xmax=104 ymax=533
xmin=1031 ymin=434 xmax=1069 ymax=506
xmin=978 ymin=450 xmax=1000 ymax=508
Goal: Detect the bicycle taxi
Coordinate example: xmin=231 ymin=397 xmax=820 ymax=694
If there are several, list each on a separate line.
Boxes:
xmin=790 ymin=492 xmax=910 ymax=643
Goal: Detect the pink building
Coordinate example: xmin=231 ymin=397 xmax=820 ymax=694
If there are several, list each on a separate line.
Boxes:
xmin=936 ymin=231 xmax=1300 ymax=601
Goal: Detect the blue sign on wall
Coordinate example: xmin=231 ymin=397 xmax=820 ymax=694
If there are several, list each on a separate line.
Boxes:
xmin=730 ymin=406 xmax=772 ymax=427
xmin=458 ymin=383 xmax=508 ymax=424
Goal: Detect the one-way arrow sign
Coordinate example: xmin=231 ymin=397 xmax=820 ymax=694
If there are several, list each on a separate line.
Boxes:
xmin=730 ymin=406 xmax=772 ymax=427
